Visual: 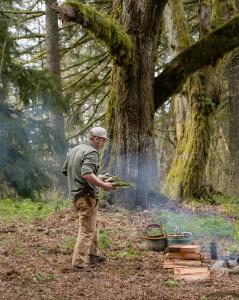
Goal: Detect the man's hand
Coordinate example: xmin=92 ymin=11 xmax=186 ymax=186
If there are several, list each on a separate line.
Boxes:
xmin=102 ymin=181 xmax=115 ymax=192
xmin=83 ymin=173 xmax=115 ymax=192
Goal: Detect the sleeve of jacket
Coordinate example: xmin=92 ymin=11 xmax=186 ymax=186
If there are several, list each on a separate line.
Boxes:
xmin=62 ymin=155 xmax=69 ymax=176
xmin=81 ymin=151 xmax=99 ymax=175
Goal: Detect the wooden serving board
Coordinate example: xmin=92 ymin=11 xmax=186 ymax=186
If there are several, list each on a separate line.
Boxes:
xmin=163 ymin=259 xmax=203 ymax=269
xmin=167 ymin=244 xmax=201 ymax=253
xmin=173 ymin=267 xmax=210 ymax=281
xmin=166 ymin=252 xmax=201 ymax=260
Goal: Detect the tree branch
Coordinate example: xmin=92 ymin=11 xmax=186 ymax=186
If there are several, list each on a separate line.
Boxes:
xmin=154 ymin=14 xmax=239 ymax=111
xmin=55 ymin=0 xmax=134 ymax=67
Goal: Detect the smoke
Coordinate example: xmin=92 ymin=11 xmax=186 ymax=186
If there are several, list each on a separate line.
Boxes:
xmin=154 ymin=203 xmax=238 ymax=255
xmin=0 ymin=103 xmax=57 ymax=198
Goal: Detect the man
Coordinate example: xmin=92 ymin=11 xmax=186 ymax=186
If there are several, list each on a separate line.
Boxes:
xmin=62 ymin=127 xmax=114 ymax=272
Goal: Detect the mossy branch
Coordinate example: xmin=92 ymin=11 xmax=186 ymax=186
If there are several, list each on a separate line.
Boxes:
xmin=56 ymin=0 xmax=134 ymax=67
xmin=13 ymin=34 xmax=45 ymax=40
xmin=61 ymin=51 xmax=107 ymax=72
xmin=0 ymin=10 xmax=44 ymax=15
xmin=154 ymin=14 xmax=239 ymax=111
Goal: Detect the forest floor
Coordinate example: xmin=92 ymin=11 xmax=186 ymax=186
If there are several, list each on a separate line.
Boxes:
xmin=0 ymin=199 xmax=239 ymax=300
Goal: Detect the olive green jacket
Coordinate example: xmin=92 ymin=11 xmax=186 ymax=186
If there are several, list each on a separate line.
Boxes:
xmin=62 ymin=142 xmax=99 ymax=199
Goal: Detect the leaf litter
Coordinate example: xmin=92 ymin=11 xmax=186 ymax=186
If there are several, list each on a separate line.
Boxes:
xmin=0 ymin=204 xmax=239 ymax=300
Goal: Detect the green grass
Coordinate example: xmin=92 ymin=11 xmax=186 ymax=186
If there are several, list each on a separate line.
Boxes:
xmin=200 ymin=296 xmax=209 ymax=300
xmin=119 ymin=249 xmax=140 ymax=259
xmin=108 ymin=249 xmax=140 ymax=260
xmin=59 ymin=229 xmax=113 ymax=253
xmin=32 ymin=272 xmax=57 ymax=283
xmin=0 ymin=198 xmax=70 ymax=223
xmin=217 ymin=196 xmax=239 ymax=218
xmin=155 ymin=209 xmax=239 ymax=242
xmin=108 ymin=239 xmax=140 ymax=260
xmin=164 ymin=279 xmax=180 ymax=287
xmin=59 ymin=236 xmax=76 ymax=252
xmin=227 ymin=244 xmax=239 ymax=254
xmin=190 ymin=195 xmax=239 ymax=218
xmin=99 ymin=229 xmax=112 ymax=250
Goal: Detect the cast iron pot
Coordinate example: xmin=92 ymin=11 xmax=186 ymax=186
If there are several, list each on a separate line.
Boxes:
xmin=139 ymin=224 xmax=167 ymax=252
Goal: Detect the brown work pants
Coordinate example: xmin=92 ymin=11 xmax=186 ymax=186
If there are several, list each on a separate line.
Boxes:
xmin=72 ymin=195 xmax=99 ymax=267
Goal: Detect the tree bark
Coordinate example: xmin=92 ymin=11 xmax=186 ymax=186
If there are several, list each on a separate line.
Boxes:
xmin=45 ymin=0 xmax=66 ymax=164
xmin=0 ymin=7 xmax=9 ymax=104
xmin=163 ymin=0 xmax=190 ymax=141
xmin=165 ymin=99 xmax=211 ymax=199
xmin=164 ymin=0 xmax=238 ymax=200
xmin=203 ymin=1 xmax=238 ymax=196
xmin=107 ymin=0 xmax=167 ymax=208
xmin=227 ymin=50 xmax=239 ymax=195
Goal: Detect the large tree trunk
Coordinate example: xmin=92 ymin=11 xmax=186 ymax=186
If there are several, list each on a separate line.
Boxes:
xmin=163 ymin=0 xmax=211 ymax=199
xmin=163 ymin=0 xmax=190 ymax=142
xmin=210 ymin=1 xmax=239 ymax=195
xmin=228 ymin=51 xmax=239 ymax=193
xmin=224 ymin=50 xmax=239 ymax=193
xmin=106 ymin=1 xmax=167 ymax=209
xmin=164 ymin=0 xmax=237 ymax=200
xmin=0 ymin=6 xmax=9 ymax=105
xmin=165 ymin=95 xmax=211 ymax=199
xmin=45 ymin=0 xmax=66 ymax=165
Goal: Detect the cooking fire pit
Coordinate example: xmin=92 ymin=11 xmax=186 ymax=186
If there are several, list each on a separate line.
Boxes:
xmin=139 ymin=224 xmax=193 ymax=251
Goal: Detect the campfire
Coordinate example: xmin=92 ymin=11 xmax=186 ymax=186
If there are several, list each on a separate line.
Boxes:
xmin=139 ymin=222 xmax=239 ymax=281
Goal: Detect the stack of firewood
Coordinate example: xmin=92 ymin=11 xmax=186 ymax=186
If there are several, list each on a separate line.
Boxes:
xmin=163 ymin=244 xmax=211 ymax=281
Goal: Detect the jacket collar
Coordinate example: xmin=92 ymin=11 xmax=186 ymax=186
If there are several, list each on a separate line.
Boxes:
xmin=82 ymin=141 xmax=98 ymax=151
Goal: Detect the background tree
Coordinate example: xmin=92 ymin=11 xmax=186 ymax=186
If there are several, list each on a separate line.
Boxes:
xmin=58 ymin=0 xmax=239 ymax=208
xmin=164 ymin=0 xmax=238 ymax=200
xmin=0 ymin=0 xmax=54 ymax=198
xmin=45 ymin=0 xmax=67 ymax=165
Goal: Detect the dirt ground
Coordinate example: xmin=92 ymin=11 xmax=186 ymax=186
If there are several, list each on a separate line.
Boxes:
xmin=0 ymin=206 xmax=239 ymax=300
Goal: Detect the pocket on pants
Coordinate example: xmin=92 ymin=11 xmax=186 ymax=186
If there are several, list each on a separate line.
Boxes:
xmin=74 ymin=197 xmax=91 ymax=211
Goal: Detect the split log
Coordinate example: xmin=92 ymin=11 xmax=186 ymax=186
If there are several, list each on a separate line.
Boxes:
xmin=163 ymin=259 xmax=203 ymax=269
xmin=174 ymin=267 xmax=208 ymax=275
xmin=166 ymin=252 xmax=201 ymax=260
xmin=174 ymin=273 xmax=211 ymax=281
xmin=174 ymin=267 xmax=210 ymax=281
xmin=167 ymin=244 xmax=201 ymax=253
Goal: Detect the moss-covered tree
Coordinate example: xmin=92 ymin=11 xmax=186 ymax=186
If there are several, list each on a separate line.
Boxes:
xmin=57 ymin=0 xmax=239 ymax=208
xmin=164 ymin=0 xmax=238 ymax=200
xmin=226 ymin=51 xmax=239 ymax=194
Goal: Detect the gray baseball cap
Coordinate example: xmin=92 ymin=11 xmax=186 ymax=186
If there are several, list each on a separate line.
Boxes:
xmin=89 ymin=127 xmax=109 ymax=139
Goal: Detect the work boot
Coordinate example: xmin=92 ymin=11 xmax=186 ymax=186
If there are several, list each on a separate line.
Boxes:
xmin=72 ymin=263 xmax=89 ymax=272
xmin=89 ymin=255 xmax=106 ymax=265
